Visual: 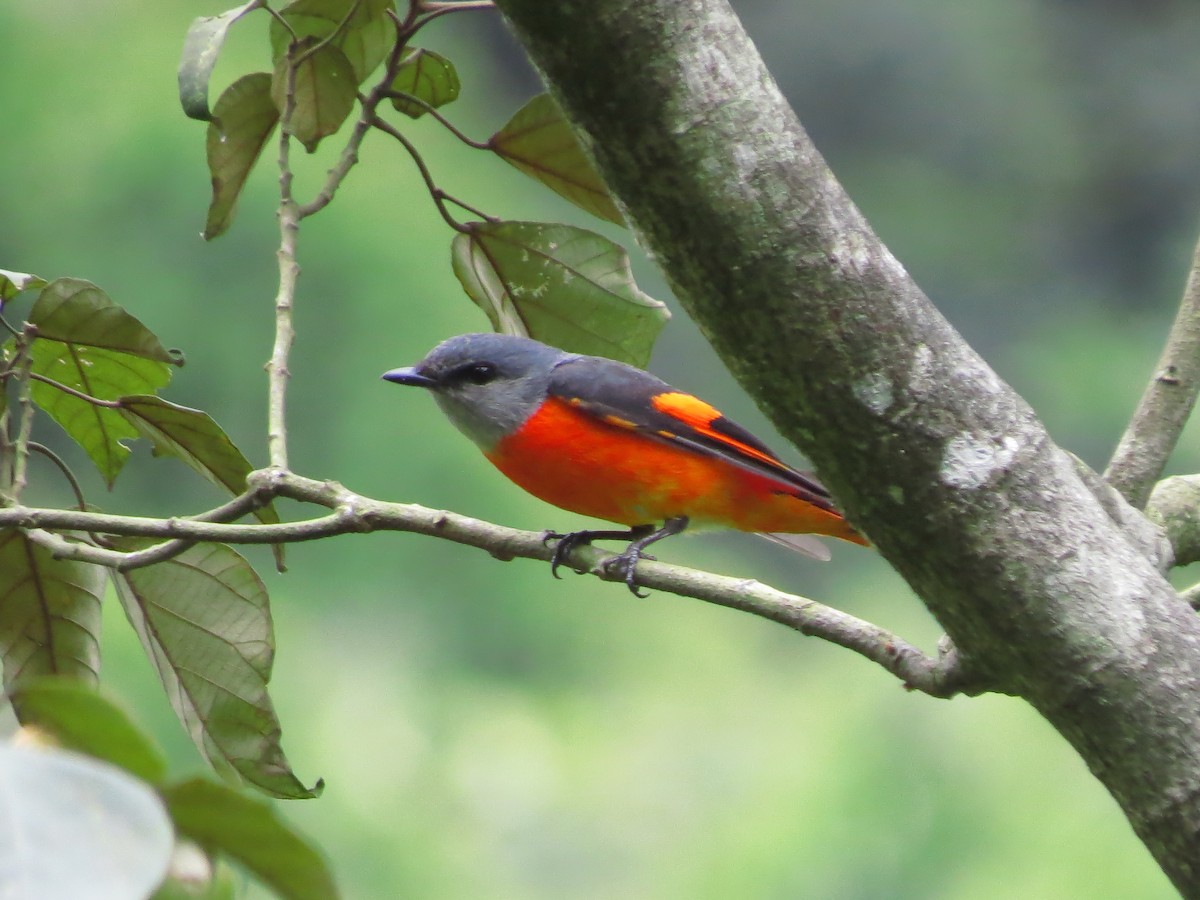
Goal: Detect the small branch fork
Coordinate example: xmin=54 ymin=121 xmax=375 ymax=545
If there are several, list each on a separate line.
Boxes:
xmin=10 ymin=469 xmax=977 ymax=699
xmin=1106 ymin=232 xmax=1200 ymax=509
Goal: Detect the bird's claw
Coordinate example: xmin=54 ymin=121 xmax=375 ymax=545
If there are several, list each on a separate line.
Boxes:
xmin=603 ymin=550 xmax=651 ymax=598
xmin=543 ymin=531 xmax=587 ymax=579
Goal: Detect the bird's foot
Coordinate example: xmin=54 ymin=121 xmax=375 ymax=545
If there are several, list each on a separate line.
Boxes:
xmin=542 ymin=528 xmax=644 ymax=579
xmin=544 ymin=517 xmax=689 ymax=596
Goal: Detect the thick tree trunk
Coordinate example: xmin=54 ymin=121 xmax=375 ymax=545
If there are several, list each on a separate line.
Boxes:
xmin=493 ymin=0 xmax=1200 ymax=893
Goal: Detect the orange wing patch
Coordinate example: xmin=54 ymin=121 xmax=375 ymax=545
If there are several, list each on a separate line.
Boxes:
xmin=651 ymin=391 xmax=785 ymax=471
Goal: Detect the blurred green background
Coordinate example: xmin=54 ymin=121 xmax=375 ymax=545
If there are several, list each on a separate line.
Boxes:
xmin=3 ymin=1 xmax=1197 ymax=897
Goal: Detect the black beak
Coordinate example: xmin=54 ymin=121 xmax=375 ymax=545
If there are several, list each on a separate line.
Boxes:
xmin=382 ymin=366 xmax=437 ymax=388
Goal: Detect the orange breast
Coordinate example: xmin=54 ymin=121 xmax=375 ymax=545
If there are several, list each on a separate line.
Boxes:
xmin=485 ymin=396 xmax=863 ymax=542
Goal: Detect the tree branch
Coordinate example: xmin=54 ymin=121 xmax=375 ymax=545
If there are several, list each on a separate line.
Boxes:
xmin=2 ymin=470 xmax=972 ymax=697
xmin=490 ymin=0 xmax=1200 ymax=891
xmin=1105 ymin=231 xmax=1200 ymax=508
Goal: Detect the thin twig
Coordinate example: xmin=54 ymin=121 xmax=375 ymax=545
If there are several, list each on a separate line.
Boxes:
xmin=3 ymin=469 xmax=979 ymax=698
xmin=9 ymin=341 xmax=35 ymax=501
xmin=1105 ymin=231 xmax=1200 ymax=509
xmin=416 ymin=1 xmax=495 ymax=26
xmin=0 ymin=314 xmax=20 ymax=338
xmin=299 ymin=12 xmax=418 ymax=219
xmin=267 ymin=46 xmax=304 ymax=472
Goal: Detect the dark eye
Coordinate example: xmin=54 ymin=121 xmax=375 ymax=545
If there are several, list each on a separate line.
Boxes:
xmin=461 ymin=362 xmax=498 ymax=385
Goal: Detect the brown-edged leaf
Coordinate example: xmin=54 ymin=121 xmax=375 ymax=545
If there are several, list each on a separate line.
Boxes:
xmin=0 ymin=531 xmax=104 ymax=691
xmin=490 ymin=93 xmax=625 ymax=226
xmin=205 ymin=73 xmax=280 ymax=240
xmin=451 ymin=220 xmax=669 ymax=367
xmin=29 ymin=278 xmax=179 ymax=365
xmin=111 ymin=541 xmax=319 ymax=799
xmin=179 ymin=0 xmax=264 ymax=122
xmin=389 ymin=49 xmax=460 ymax=118
xmin=271 ymin=38 xmax=357 ymax=153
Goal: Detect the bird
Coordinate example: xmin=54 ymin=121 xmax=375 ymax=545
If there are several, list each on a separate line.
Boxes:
xmin=383 ymin=333 xmax=866 ymax=595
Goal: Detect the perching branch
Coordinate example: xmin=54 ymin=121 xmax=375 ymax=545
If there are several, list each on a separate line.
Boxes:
xmin=1105 ymin=230 xmax=1200 ymax=509
xmin=6 ymin=469 xmax=973 ymax=698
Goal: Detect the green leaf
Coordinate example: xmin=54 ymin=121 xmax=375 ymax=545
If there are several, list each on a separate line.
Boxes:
xmin=0 ymin=531 xmax=104 ymax=691
xmin=30 ymin=342 xmax=173 ymax=486
xmin=272 ymin=38 xmax=358 ymax=153
xmin=163 ymin=778 xmax=339 ymax=900
xmin=205 ymin=73 xmax=280 ymax=241
xmin=111 ymin=541 xmax=320 ymax=800
xmin=10 ymin=677 xmax=168 ymax=784
xmin=117 ymin=395 xmax=282 ymax=531
xmin=178 ymin=0 xmax=264 ymax=122
xmin=490 ymin=93 xmax=625 ymax=226
xmin=388 ymin=49 xmax=460 ymax=118
xmin=0 ymin=744 xmax=172 ymax=899
xmin=269 ymin=0 xmax=393 ymax=84
xmin=30 ymin=278 xmax=180 ymax=365
xmin=0 ymin=268 xmax=47 ymax=303
xmin=451 ymin=221 xmax=670 ymax=367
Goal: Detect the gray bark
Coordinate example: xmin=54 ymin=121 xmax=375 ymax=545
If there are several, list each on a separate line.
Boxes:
xmin=492 ymin=0 xmax=1200 ymax=893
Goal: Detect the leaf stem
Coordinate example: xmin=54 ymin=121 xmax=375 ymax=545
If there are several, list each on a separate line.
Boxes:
xmin=27 ymin=443 xmax=87 ymax=511
xmin=387 ymin=92 xmax=492 ymax=149
xmin=27 ymin=372 xmax=123 ymax=408
xmin=371 ymin=114 xmax=492 ymax=230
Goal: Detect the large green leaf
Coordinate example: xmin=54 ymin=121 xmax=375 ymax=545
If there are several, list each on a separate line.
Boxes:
xmin=178 ymin=0 xmax=264 ymax=122
xmin=30 ymin=342 xmax=173 ymax=486
xmin=451 ymin=221 xmax=669 ymax=367
xmin=118 ymin=395 xmax=282 ymax=530
xmin=269 ymin=0 xmax=393 ymax=84
xmin=0 ymin=744 xmax=172 ymax=899
xmin=0 ymin=268 xmax=47 ymax=303
xmin=163 ymin=778 xmax=339 ymax=900
xmin=205 ymin=73 xmax=280 ymax=241
xmin=111 ymin=541 xmax=319 ymax=800
xmin=10 ymin=677 xmax=168 ymax=784
xmin=271 ymin=39 xmax=358 ymax=153
xmin=29 ymin=278 xmax=179 ymax=364
xmin=490 ymin=93 xmax=625 ymax=226
xmin=0 ymin=531 xmax=104 ymax=691
xmin=389 ymin=49 xmax=460 ymax=118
